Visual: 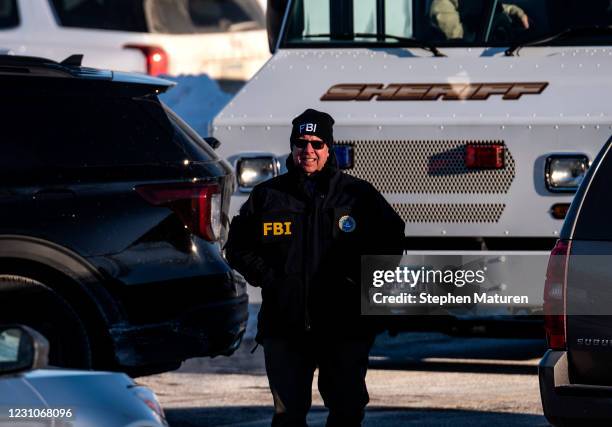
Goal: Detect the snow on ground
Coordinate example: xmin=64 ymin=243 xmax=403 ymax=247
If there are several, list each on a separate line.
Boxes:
xmin=160 ymin=75 xmax=232 ymax=137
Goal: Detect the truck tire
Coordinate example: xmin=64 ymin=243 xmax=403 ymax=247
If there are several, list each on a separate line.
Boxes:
xmin=0 ymin=275 xmax=92 ymax=369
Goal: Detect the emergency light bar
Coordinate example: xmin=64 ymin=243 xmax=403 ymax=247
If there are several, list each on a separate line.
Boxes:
xmin=333 ymin=145 xmax=354 ymax=169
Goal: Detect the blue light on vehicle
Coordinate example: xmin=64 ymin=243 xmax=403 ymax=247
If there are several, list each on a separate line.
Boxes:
xmin=333 ymin=145 xmax=354 ymax=169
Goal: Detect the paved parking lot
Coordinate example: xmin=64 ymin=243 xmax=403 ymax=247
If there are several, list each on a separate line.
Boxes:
xmin=140 ymin=307 xmax=550 ymax=427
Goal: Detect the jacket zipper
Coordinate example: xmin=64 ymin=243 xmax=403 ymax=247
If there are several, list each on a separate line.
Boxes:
xmin=304 ymin=192 xmax=326 ymax=332
xmin=303 ymin=205 xmax=312 ymax=332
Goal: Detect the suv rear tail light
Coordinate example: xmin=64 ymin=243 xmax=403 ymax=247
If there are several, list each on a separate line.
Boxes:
xmin=543 ymin=239 xmax=571 ymax=350
xmin=124 ymin=45 xmax=169 ymax=76
xmin=465 ymin=144 xmax=505 ymax=169
xmin=135 ymin=182 xmax=221 ymax=241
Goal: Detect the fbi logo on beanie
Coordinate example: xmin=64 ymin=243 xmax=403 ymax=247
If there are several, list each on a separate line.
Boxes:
xmin=290 ymin=109 xmax=335 ymax=146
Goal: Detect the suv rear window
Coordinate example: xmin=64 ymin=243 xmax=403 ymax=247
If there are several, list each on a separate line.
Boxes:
xmin=50 ymin=0 xmax=147 ymax=32
xmin=569 ymin=140 xmax=612 ymax=240
xmin=0 ymin=94 xmax=197 ymax=175
xmin=50 ymin=0 xmax=264 ymax=34
xmin=146 ymin=0 xmax=265 ymax=34
xmin=0 ymin=0 xmax=18 ymax=29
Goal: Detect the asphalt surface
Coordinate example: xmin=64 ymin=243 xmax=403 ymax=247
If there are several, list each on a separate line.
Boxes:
xmin=140 ymin=305 xmax=550 ymax=427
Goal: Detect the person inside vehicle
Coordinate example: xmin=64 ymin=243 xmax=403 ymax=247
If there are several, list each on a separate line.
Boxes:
xmin=430 ymin=0 xmax=529 ymax=40
xmin=225 ymin=109 xmax=405 ymax=426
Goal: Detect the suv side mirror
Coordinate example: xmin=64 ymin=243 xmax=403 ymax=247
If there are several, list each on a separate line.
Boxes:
xmin=267 ymin=0 xmax=289 ymax=53
xmin=204 ymin=137 xmax=221 ymax=150
xmin=0 ymin=325 xmax=49 ymax=375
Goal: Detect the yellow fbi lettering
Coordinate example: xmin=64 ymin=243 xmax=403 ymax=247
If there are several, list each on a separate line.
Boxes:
xmin=263 ymin=222 xmax=292 ymax=236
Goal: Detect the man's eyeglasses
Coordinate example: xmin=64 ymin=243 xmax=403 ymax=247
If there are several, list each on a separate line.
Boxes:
xmin=292 ymin=139 xmax=326 ymax=150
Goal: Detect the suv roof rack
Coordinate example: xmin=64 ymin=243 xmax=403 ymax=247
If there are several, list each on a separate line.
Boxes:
xmin=0 ymin=54 xmax=175 ymax=91
xmin=60 ymin=54 xmax=83 ymax=67
xmin=0 ymin=54 xmax=109 ymax=78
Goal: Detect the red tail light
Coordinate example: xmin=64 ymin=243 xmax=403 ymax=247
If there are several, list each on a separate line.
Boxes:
xmin=124 ymin=44 xmax=169 ymax=76
xmin=543 ymin=239 xmax=571 ymax=350
xmin=135 ymin=182 xmax=221 ymax=242
xmin=465 ymin=144 xmax=505 ymax=169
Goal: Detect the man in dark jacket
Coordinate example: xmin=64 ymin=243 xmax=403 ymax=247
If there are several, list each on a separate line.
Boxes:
xmin=225 ymin=109 xmax=405 ymax=427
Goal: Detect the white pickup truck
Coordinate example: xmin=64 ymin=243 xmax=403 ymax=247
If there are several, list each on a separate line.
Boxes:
xmin=213 ymin=0 xmax=612 ymax=333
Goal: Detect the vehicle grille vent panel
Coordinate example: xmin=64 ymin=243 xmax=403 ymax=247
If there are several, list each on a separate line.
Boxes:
xmin=392 ymin=203 xmax=506 ymax=223
xmin=335 ymin=140 xmax=515 ymax=194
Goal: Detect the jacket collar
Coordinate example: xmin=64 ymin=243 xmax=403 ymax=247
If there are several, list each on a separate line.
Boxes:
xmin=285 ymin=148 xmax=339 ymax=198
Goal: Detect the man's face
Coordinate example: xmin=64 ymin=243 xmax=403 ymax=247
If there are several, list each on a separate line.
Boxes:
xmin=291 ymin=134 xmax=329 ymax=175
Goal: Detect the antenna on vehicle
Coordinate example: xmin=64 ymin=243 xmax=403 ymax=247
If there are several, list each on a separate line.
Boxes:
xmin=60 ymin=54 xmax=83 ymax=67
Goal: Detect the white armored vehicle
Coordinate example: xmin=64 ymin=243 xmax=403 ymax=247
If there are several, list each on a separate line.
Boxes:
xmin=213 ymin=0 xmax=612 ymax=332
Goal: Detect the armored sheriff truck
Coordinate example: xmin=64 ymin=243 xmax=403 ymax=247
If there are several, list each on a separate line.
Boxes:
xmin=213 ymin=0 xmax=612 ymax=333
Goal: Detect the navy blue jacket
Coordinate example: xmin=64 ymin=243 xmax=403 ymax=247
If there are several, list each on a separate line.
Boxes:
xmin=226 ymin=152 xmax=405 ymax=342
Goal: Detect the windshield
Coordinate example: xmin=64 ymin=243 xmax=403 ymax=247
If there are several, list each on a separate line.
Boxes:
xmin=282 ymin=0 xmax=612 ymax=47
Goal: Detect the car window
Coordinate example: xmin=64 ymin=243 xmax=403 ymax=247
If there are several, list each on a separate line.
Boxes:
xmin=164 ymin=106 xmax=218 ymax=159
xmin=571 ymin=141 xmax=612 ymax=241
xmin=0 ymin=328 xmax=19 ymax=363
xmin=145 ymin=0 xmax=265 ymax=34
xmin=0 ymin=0 xmax=18 ymax=29
xmin=50 ymin=0 xmax=147 ymax=32
xmin=0 ymin=94 xmax=191 ymax=174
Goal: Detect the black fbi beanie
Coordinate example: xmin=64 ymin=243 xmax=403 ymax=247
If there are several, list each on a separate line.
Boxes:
xmin=290 ymin=108 xmax=335 ymax=147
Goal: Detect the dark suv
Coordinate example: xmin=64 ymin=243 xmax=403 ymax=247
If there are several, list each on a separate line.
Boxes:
xmin=540 ymin=136 xmax=612 ymax=425
xmin=0 ymin=55 xmax=248 ymax=375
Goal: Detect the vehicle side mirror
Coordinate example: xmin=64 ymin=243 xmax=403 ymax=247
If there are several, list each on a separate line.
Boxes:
xmin=267 ymin=0 xmax=289 ymax=53
xmin=204 ymin=137 xmax=221 ymax=150
xmin=0 ymin=325 xmax=49 ymax=375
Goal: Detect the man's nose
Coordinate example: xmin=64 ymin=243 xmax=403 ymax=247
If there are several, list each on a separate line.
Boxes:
xmin=303 ymin=143 xmax=316 ymax=154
